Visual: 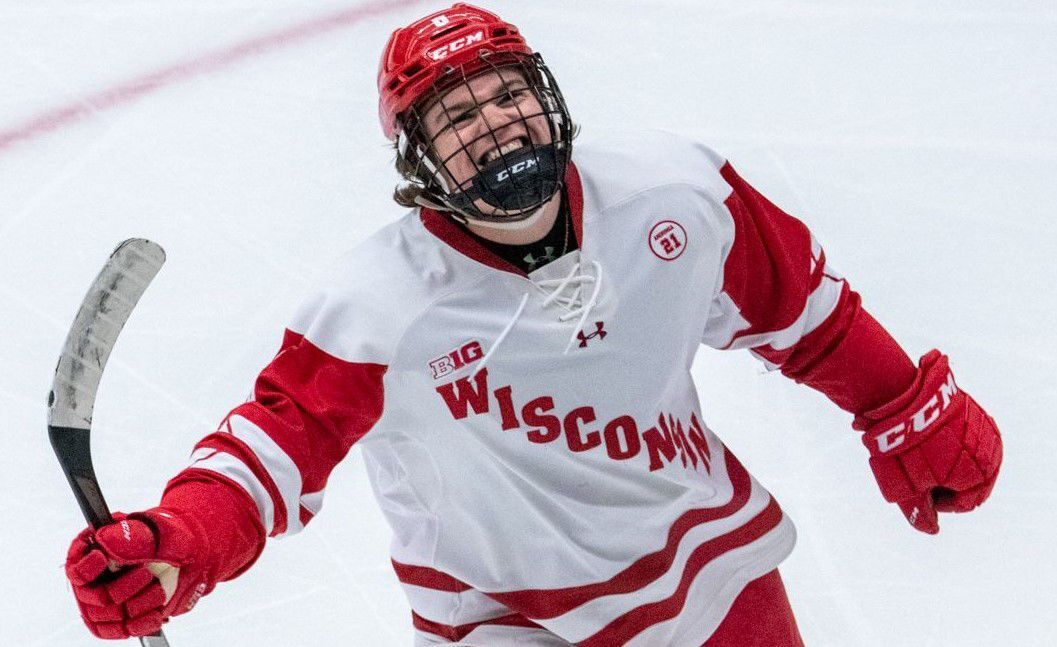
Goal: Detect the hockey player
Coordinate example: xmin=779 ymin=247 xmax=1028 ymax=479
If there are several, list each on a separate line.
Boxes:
xmin=63 ymin=4 xmax=1003 ymax=645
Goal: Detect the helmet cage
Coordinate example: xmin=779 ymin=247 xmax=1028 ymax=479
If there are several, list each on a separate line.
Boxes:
xmin=396 ymin=51 xmax=573 ymax=222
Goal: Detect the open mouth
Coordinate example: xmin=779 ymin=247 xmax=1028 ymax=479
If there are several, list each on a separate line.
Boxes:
xmin=478 ymin=137 xmax=530 ymax=167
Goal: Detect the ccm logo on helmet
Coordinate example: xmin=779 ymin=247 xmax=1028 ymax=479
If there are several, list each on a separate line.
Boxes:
xmin=428 ymin=31 xmax=485 ymax=61
xmin=874 ymin=371 xmax=959 ymax=453
xmin=497 ymin=158 xmax=538 ymax=181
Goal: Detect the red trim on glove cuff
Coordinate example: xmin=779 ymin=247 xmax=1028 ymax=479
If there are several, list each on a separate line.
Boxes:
xmin=160 ymin=472 xmax=267 ymax=582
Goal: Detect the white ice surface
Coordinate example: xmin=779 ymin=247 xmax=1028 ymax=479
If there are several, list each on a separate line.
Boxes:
xmin=1 ymin=1 xmax=1054 ymax=645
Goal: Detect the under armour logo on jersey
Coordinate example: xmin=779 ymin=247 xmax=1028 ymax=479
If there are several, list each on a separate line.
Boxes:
xmin=577 ymin=321 xmax=607 ymax=348
xmin=524 ymin=247 xmax=557 ymax=271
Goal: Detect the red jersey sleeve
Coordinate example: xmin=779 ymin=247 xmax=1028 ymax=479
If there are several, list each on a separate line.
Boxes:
xmin=702 ymin=162 xmax=916 ymax=415
xmin=161 ymin=327 xmax=387 ymax=583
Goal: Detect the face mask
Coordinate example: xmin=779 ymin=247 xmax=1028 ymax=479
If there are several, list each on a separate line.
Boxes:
xmin=397 ymin=52 xmax=574 ymax=223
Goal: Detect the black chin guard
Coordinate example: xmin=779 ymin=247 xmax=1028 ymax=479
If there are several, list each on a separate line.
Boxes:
xmin=447 ymin=143 xmax=563 ymax=215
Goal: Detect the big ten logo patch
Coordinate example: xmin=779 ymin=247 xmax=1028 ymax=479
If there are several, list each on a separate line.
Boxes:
xmin=430 ymin=340 xmax=484 ymax=379
xmin=648 ymin=220 xmax=688 ymax=261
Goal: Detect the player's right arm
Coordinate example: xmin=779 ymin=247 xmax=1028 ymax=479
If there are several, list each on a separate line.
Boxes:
xmin=64 ymin=290 xmax=388 ymax=639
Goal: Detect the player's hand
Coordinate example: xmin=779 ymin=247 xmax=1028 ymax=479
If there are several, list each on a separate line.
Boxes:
xmin=852 ymin=350 xmax=1002 ymax=534
xmin=65 ymin=509 xmax=213 ymax=638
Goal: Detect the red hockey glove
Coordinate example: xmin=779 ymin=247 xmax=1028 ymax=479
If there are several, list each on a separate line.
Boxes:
xmin=65 ymin=509 xmax=214 ymax=639
xmin=852 ymin=350 xmax=1002 ymax=534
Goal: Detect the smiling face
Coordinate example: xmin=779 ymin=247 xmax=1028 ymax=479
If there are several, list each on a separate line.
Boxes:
xmin=416 ymin=65 xmax=556 ymax=216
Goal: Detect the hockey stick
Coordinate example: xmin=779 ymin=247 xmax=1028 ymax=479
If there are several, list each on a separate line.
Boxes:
xmin=47 ymin=238 xmax=171 ymax=647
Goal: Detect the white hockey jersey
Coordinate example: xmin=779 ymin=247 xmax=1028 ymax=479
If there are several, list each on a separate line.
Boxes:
xmin=183 ymin=130 xmax=851 ymax=645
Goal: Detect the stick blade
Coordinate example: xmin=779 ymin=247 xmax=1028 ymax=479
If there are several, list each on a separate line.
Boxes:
xmin=47 ymin=238 xmax=166 ymax=429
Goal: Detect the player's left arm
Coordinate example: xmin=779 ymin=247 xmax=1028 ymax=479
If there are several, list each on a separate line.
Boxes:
xmin=701 ymin=161 xmax=1002 ymax=534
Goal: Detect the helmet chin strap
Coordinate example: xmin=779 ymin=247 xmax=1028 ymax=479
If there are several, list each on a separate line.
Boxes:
xmin=461 ymin=203 xmax=551 ymax=230
xmin=411 ymin=192 xmax=551 ymax=231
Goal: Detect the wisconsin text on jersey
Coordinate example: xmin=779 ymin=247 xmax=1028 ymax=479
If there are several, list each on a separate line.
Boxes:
xmin=436 ymin=366 xmax=713 ymax=473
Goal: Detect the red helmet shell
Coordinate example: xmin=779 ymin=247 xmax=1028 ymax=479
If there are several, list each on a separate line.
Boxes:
xmin=377 ymin=3 xmax=533 ymax=140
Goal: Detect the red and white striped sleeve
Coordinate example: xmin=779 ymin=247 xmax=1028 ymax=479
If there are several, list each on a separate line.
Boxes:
xmin=702 ymin=162 xmax=917 ymax=415
xmin=177 ymin=328 xmax=387 ymax=541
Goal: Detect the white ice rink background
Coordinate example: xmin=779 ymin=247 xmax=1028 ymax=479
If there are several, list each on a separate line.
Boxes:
xmin=2 ymin=1 xmax=1055 ymax=645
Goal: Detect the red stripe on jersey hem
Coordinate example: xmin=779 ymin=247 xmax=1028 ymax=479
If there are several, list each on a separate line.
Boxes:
xmin=412 ymin=611 xmax=543 ymax=642
xmin=578 ymin=497 xmax=785 ymax=647
xmin=419 ymin=162 xmax=585 ymax=276
xmin=487 ymin=451 xmax=754 ymax=620
xmin=393 ymin=560 xmax=473 ymax=592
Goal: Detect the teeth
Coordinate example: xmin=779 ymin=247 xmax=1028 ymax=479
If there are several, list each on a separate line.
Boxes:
xmin=484 ymin=139 xmax=525 ymax=164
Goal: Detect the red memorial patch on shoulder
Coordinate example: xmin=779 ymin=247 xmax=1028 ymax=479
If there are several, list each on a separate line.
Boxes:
xmin=648 ymin=220 xmax=688 ymax=261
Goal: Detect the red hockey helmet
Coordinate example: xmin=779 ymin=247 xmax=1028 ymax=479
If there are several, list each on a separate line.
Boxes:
xmin=377 ymin=3 xmax=533 ymax=140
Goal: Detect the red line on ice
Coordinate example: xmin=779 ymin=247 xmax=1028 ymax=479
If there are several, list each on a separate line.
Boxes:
xmin=0 ymin=0 xmax=425 ymax=152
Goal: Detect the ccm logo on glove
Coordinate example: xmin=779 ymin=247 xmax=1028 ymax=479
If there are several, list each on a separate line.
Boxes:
xmin=874 ymin=371 xmax=958 ymax=453
xmin=854 ymin=350 xmax=1003 ymax=534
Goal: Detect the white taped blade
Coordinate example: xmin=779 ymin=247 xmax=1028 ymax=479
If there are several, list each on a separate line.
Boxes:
xmin=47 ymin=239 xmax=166 ymax=429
